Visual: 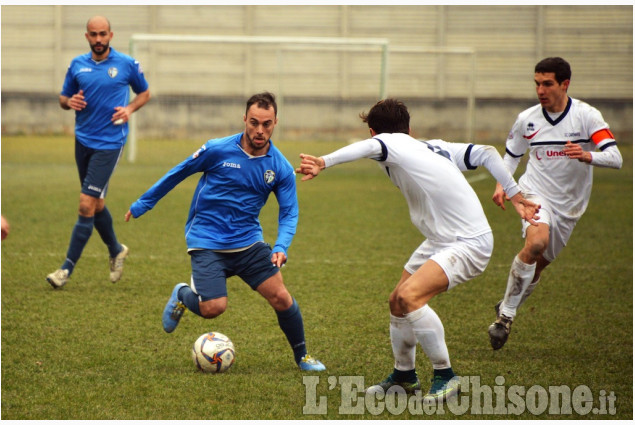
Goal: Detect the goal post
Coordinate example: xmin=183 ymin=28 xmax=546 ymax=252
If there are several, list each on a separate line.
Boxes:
xmin=126 ymin=34 xmax=389 ymax=162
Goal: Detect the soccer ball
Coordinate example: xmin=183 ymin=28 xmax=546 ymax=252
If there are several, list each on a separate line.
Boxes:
xmin=191 ymin=332 xmax=235 ymax=373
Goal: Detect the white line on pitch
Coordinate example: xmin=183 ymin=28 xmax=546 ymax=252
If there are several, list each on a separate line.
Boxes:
xmin=467 ymin=173 xmax=488 ymax=183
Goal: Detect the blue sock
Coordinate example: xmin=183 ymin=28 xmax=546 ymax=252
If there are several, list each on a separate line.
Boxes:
xmin=93 ymin=207 xmax=121 ymax=258
xmin=434 ymin=367 xmax=455 ymax=380
xmin=62 ymin=215 xmax=94 ymax=275
xmin=178 ymin=285 xmax=202 ymax=316
xmin=392 ymin=368 xmax=418 ymax=383
xmin=275 ymin=298 xmax=307 ymax=364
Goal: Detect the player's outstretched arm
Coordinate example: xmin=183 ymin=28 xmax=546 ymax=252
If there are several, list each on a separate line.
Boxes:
xmin=492 ymin=182 xmax=509 ymax=210
xmin=509 ymin=193 xmax=540 ymax=226
xmin=296 ymin=154 xmax=326 ymax=181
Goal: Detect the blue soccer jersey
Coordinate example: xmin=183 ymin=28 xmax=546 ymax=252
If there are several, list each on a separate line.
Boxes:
xmin=129 ymin=134 xmax=299 ymax=255
xmin=61 ymin=47 xmax=149 ymax=150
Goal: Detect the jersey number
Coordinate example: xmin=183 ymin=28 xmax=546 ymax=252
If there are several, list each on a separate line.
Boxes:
xmin=422 ymin=141 xmax=451 ymax=160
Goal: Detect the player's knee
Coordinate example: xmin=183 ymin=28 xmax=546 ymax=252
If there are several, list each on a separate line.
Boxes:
xmin=78 ymin=204 xmax=95 ymax=217
xmin=78 ymin=194 xmax=99 ymax=217
xmin=389 ymin=290 xmax=402 ymax=314
xmin=388 ymin=290 xmax=398 ymax=306
xmin=268 ymin=289 xmax=293 ymax=311
xmin=200 ymin=300 xmax=226 ymax=318
xmin=395 ymin=286 xmax=416 ymax=313
xmin=94 ymin=199 xmax=106 ymax=214
xmin=525 ymin=239 xmax=548 ymax=259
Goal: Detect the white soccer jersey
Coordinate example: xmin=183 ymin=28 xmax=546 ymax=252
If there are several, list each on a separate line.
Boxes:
xmin=504 ymin=97 xmax=619 ymax=220
xmin=322 ymin=133 xmax=492 ymax=243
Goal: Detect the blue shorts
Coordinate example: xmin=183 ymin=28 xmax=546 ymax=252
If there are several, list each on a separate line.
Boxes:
xmin=189 ymin=242 xmax=280 ymax=301
xmin=75 ymin=139 xmax=123 ymax=199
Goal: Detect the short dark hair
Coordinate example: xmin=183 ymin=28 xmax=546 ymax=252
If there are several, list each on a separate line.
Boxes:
xmin=535 ymin=57 xmax=571 ymax=84
xmin=246 ymin=92 xmax=277 ymax=116
xmin=359 ymin=98 xmax=410 ymax=135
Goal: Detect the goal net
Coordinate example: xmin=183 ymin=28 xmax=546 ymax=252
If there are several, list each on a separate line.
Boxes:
xmin=126 ymin=34 xmax=389 ymax=162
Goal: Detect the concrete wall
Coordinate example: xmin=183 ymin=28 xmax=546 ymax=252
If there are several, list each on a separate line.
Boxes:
xmin=2 ymin=93 xmax=630 ymax=144
xmin=2 ymin=5 xmax=632 ymax=142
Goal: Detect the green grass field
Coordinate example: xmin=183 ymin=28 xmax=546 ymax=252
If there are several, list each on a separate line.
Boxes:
xmin=1 ymin=135 xmax=632 ymax=420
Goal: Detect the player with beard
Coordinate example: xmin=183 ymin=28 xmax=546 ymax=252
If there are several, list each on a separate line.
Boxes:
xmin=125 ymin=92 xmax=325 ymax=371
xmin=47 ymin=15 xmax=151 ymax=288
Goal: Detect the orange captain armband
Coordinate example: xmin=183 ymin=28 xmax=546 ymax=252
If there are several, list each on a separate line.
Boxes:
xmin=591 ymin=128 xmax=615 ymax=145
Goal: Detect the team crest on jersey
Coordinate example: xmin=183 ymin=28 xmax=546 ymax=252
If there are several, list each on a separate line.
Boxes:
xmin=108 ymin=67 xmax=118 ymax=78
xmin=264 ymin=170 xmax=275 ymax=184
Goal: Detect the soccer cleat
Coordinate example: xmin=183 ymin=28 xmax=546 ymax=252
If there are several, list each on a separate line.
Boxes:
xmin=298 ymin=355 xmax=326 ymax=371
xmin=162 ymin=283 xmax=188 ymax=333
xmin=46 ymin=269 xmax=69 ymax=289
xmin=488 ymin=314 xmax=513 ymax=350
xmin=109 ymin=244 xmax=129 ymax=283
xmin=423 ymin=375 xmax=460 ymax=404
xmin=366 ymin=373 xmax=421 ymax=395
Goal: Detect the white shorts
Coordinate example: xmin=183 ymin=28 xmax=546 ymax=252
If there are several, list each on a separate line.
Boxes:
xmin=521 ymin=194 xmax=578 ymax=263
xmin=404 ymin=232 xmax=493 ymax=290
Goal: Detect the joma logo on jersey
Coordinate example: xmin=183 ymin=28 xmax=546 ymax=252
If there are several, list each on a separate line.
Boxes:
xmin=79 ymin=67 xmax=92 ymax=73
xmin=264 ymin=170 xmax=275 ymax=184
xmin=223 ymin=162 xmax=241 ymax=169
xmin=108 ymin=67 xmax=118 ymax=78
xmin=87 ymin=184 xmax=102 ymax=192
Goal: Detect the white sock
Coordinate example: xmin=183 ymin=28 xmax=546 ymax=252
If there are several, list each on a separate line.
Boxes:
xmin=519 ymin=277 xmax=540 ymax=307
xmin=405 ymin=304 xmax=451 ymax=370
xmin=499 ymin=255 xmax=537 ymax=319
xmin=390 ymin=314 xmax=417 ymax=371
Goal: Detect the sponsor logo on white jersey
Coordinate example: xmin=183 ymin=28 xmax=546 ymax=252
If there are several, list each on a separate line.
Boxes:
xmin=535 ymin=148 xmax=567 ymax=161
